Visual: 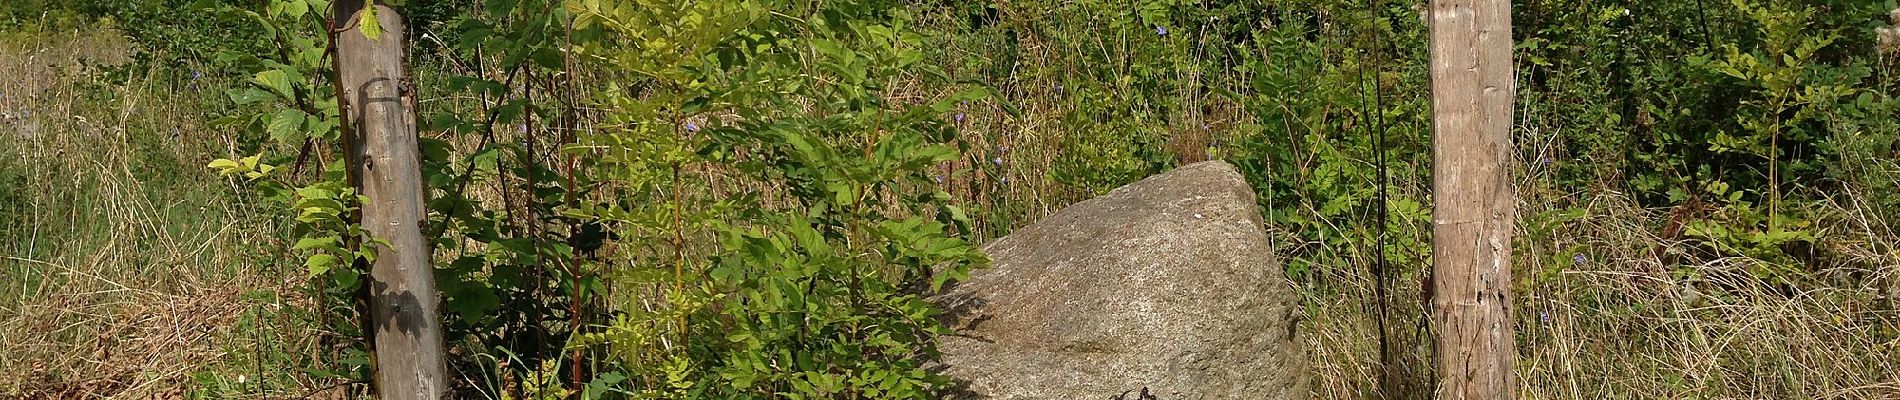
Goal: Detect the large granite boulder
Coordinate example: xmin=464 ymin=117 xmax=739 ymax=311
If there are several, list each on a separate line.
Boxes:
xmin=934 ymin=161 xmax=1306 ymax=400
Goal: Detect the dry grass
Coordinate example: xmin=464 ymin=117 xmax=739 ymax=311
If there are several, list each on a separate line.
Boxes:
xmin=0 ymin=26 xmax=326 ymax=398
xmin=1289 ymin=189 xmax=1900 ymax=399
xmin=918 ymin=9 xmax=1900 ymax=398
xmin=1513 ymin=192 xmax=1900 ymax=399
xmin=3 ymin=10 xmax=1898 ymax=400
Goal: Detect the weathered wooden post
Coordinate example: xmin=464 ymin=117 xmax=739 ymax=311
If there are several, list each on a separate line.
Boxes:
xmin=332 ymin=1 xmax=448 ymax=398
xmin=1427 ymin=0 xmax=1516 ymax=398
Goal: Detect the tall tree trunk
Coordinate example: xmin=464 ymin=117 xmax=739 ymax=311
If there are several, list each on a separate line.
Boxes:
xmin=333 ymin=2 xmax=448 ymax=398
xmin=1427 ymin=0 xmax=1516 ymax=398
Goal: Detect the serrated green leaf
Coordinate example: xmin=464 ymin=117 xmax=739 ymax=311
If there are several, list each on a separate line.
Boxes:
xmin=247 ymin=163 xmax=276 ymax=180
xmin=360 ymin=6 xmax=383 ymax=40
xmin=268 ymin=108 xmax=308 ymax=142
xmin=531 ymin=47 xmax=565 ymax=69
xmin=229 ymin=88 xmax=277 ymax=105
xmin=443 ymin=281 xmax=500 ymax=322
xmin=285 ymin=0 xmax=309 ymax=19
xmin=293 ymin=236 xmax=340 ymax=251
xmin=207 ymin=159 xmax=243 ymax=174
xmin=306 ymin=253 xmax=339 ymax=276
xmin=253 ymin=69 xmax=295 ymax=100
xmin=298 ymin=207 xmax=341 ymax=224
xmin=295 ymin=185 xmax=338 ymax=201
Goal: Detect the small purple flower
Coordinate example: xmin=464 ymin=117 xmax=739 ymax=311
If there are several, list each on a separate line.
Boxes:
xmin=517 ymin=124 xmax=528 ymax=133
xmin=1000 ymin=176 xmax=1010 ymax=185
xmin=191 ymin=70 xmax=203 ymax=80
xmin=991 ymin=157 xmax=1004 ymax=166
xmin=685 ymin=121 xmax=700 ymax=133
xmin=1572 ymin=253 xmax=1587 ymax=265
xmin=933 ymin=175 xmax=944 ymax=184
xmin=1539 ymin=311 xmax=1551 ymax=325
xmin=954 ymin=113 xmax=965 ymax=123
xmin=1156 ymin=26 xmax=1168 ymax=36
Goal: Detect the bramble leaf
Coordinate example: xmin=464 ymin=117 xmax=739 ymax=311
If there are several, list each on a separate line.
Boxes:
xmin=306 ymin=253 xmax=340 ymax=276
xmin=360 ymin=5 xmax=383 ymax=41
xmin=253 ymin=69 xmax=295 ymax=100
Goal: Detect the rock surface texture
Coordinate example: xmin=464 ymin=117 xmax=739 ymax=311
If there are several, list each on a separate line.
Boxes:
xmin=934 ymin=161 xmax=1305 ymax=400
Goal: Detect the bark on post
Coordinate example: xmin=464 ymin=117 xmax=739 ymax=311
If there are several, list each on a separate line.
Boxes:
xmin=1427 ymin=0 xmax=1516 ymax=398
xmin=333 ymin=2 xmax=448 ymax=398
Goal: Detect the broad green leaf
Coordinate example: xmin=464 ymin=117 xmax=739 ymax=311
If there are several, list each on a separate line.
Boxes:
xmin=207 ymin=159 xmax=243 ymax=175
xmin=359 ymin=5 xmax=383 ymax=41
xmin=253 ymin=69 xmax=296 ymax=100
xmin=268 ymin=108 xmax=308 ymax=142
xmin=285 ymin=0 xmax=309 ymax=18
xmin=229 ymin=88 xmax=277 ymax=105
xmin=443 ymin=280 xmax=500 ymax=321
xmin=246 ymin=163 xmax=276 ymax=180
xmin=531 ymin=47 xmax=565 ymax=69
xmin=293 ymin=237 xmax=341 ymax=251
xmin=306 ymin=253 xmax=340 ymax=276
xmin=298 ymin=207 xmax=342 ymax=224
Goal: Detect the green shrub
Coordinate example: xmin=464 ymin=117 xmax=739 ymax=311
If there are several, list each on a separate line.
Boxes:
xmin=200 ymin=0 xmax=989 ymax=397
xmin=167 ymin=0 xmax=1900 ymax=397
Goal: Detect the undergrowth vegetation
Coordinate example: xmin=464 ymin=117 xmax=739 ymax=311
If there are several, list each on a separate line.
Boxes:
xmin=2 ymin=0 xmax=1898 ymax=398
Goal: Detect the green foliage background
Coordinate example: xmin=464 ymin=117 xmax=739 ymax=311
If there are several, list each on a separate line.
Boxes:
xmin=3 ymin=0 xmax=1897 ymax=398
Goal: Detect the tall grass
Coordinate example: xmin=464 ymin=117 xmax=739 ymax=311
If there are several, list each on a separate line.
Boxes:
xmin=913 ymin=1 xmax=1900 ymax=399
xmin=0 ymin=24 xmax=324 ymax=398
xmin=3 ymin=2 xmax=1898 ymax=399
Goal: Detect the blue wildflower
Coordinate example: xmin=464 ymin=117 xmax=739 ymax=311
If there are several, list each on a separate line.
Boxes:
xmin=1156 ymin=26 xmax=1168 ymax=36
xmin=517 ymin=124 xmax=527 ymax=133
xmin=1572 ymin=253 xmax=1587 ymax=264
xmin=191 ymin=70 xmax=202 ymax=80
xmin=685 ymin=121 xmax=700 ymax=133
xmin=991 ymin=157 xmax=1003 ymax=166
xmin=933 ymin=175 xmax=944 ymax=184
xmin=1539 ymin=311 xmax=1551 ymax=325
xmin=955 ymin=113 xmax=965 ymax=123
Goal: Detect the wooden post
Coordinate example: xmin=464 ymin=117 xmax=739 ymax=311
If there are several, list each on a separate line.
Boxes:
xmin=1427 ymin=0 xmax=1516 ymax=398
xmin=333 ymin=1 xmax=448 ymax=398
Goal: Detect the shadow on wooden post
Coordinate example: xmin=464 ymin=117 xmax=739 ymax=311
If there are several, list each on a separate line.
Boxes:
xmin=332 ymin=1 xmax=449 ymax=398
